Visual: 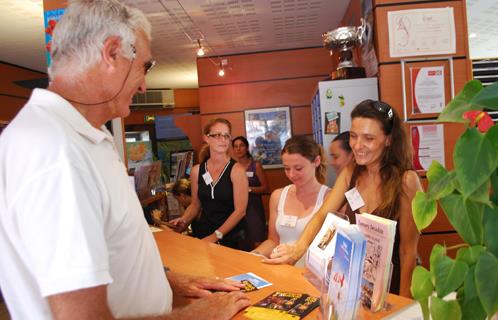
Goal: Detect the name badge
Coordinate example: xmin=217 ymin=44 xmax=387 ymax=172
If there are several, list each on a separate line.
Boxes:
xmin=202 ymin=172 xmax=213 ymax=185
xmin=279 ymin=214 xmax=298 ymax=228
xmin=344 ymin=187 xmax=365 ymax=212
xmin=246 ymin=171 xmax=254 ymax=178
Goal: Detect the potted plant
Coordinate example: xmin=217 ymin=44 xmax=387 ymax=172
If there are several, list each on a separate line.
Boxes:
xmin=411 ymin=79 xmax=498 ymax=320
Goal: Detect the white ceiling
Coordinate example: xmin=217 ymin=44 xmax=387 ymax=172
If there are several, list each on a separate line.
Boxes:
xmin=1 ymin=0 xmax=497 ymax=89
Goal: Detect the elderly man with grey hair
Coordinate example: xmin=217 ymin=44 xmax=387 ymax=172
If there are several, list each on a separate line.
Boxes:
xmin=0 ymin=1 xmax=250 ymax=319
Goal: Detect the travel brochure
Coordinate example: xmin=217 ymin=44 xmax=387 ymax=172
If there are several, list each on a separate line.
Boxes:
xmin=227 ymin=272 xmax=272 ymax=291
xmin=327 ymin=226 xmax=366 ymax=320
xmin=245 ymin=291 xmax=320 ymax=320
xmin=305 ymin=212 xmax=350 ymax=284
xmin=355 ymin=213 xmax=397 ymax=312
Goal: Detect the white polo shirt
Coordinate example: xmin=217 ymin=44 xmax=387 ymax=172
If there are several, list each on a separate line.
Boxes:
xmin=0 ymin=89 xmax=172 ymax=319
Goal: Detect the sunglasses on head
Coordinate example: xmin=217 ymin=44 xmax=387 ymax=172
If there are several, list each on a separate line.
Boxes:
xmin=372 ymin=101 xmax=393 ymax=120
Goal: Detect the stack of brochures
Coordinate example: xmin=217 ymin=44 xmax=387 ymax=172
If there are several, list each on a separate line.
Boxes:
xmin=305 ymin=212 xmax=350 ymax=284
xmin=355 ymin=213 xmax=397 ymax=312
xmin=327 ymin=225 xmax=366 ymax=320
xmin=245 ymin=291 xmax=320 ymax=320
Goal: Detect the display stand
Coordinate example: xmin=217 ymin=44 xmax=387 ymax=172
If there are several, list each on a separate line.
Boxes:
xmin=304 ymin=212 xmax=350 ymax=290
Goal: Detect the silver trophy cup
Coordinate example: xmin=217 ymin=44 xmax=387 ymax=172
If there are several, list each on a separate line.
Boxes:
xmin=323 ymin=19 xmax=366 ymax=79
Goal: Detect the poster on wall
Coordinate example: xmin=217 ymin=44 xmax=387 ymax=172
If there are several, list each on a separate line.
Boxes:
xmin=388 ymin=7 xmax=456 ymax=58
xmin=410 ymin=124 xmax=445 ymax=171
xmin=44 ymin=8 xmax=66 ymax=67
xmin=410 ymin=66 xmax=445 ymax=114
xmin=244 ymin=107 xmax=292 ymax=169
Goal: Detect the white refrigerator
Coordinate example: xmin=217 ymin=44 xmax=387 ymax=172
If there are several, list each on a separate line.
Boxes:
xmin=311 ymin=77 xmax=378 ymax=186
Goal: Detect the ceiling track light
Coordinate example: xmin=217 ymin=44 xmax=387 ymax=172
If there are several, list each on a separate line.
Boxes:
xmin=197 ymin=39 xmax=205 ymax=56
xmin=218 ymin=61 xmax=225 ymax=77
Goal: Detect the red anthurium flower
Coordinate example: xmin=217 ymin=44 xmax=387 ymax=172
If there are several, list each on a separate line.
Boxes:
xmin=463 ymin=110 xmax=494 ymax=133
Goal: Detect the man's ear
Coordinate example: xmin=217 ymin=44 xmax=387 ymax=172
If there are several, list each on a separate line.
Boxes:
xmin=101 ymin=36 xmax=122 ymax=68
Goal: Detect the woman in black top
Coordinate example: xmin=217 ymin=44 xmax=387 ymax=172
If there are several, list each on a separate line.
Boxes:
xmin=171 ymin=118 xmax=248 ymax=249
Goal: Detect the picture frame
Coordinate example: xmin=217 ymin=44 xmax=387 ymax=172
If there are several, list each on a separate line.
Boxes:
xmin=244 ymin=106 xmax=292 ymax=169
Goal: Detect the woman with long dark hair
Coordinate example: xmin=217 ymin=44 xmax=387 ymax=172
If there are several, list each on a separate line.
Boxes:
xmin=266 ymin=100 xmax=422 ymax=297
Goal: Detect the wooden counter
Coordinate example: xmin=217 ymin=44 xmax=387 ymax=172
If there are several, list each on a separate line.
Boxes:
xmin=154 ymin=231 xmax=414 ymax=319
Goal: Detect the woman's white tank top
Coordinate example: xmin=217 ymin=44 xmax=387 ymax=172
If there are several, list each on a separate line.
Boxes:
xmin=275 ymin=184 xmax=329 ymax=266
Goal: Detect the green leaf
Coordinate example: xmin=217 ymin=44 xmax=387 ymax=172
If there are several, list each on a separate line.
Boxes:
xmin=491 ymin=170 xmax=498 ymax=206
xmin=426 ymin=162 xmax=456 ymax=200
xmin=440 ymin=194 xmax=484 ymax=245
xmin=430 ymin=244 xmax=447 ymax=282
xmin=461 ymin=266 xmax=487 ymax=320
xmin=419 ymin=298 xmax=430 ymax=320
xmin=467 ymin=180 xmax=492 ymax=206
xmin=434 ymin=255 xmax=469 ymax=298
xmin=475 ymin=252 xmax=498 ymax=316
xmin=430 ymin=296 xmax=462 ymax=320
xmin=438 ymin=80 xmax=483 ymax=123
xmin=412 ymin=191 xmax=438 ymax=231
xmin=456 ymin=245 xmax=486 ymax=266
xmin=411 ymin=266 xmax=434 ymax=300
xmin=454 ymin=128 xmax=498 ymax=197
xmin=486 ymin=124 xmax=498 ymax=150
xmin=483 ymin=205 xmax=498 ymax=257
xmin=470 ymin=81 xmax=498 ymax=110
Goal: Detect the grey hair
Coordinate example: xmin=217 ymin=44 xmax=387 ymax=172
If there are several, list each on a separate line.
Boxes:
xmin=48 ymin=0 xmax=151 ymax=80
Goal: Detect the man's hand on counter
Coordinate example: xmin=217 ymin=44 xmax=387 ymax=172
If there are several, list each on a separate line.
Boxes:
xmin=166 ymin=271 xmax=245 ymax=298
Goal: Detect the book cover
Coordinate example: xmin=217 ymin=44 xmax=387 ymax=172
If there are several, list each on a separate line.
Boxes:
xmin=227 ymin=272 xmax=272 ymax=289
xmin=327 ymin=226 xmax=366 ymax=320
xmin=328 ymin=231 xmax=353 ymax=320
xmin=356 ymin=213 xmax=397 ymax=312
xmin=306 ymin=213 xmax=350 ymax=281
xmin=246 ymin=291 xmax=319 ymax=320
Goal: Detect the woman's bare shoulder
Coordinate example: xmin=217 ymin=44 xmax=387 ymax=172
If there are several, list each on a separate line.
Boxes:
xmin=402 ymin=170 xmax=423 ymax=193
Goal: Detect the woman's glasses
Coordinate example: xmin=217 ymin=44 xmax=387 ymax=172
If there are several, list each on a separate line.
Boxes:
xmin=207 ymin=132 xmax=232 ymax=140
xmin=373 ymin=101 xmax=394 ymax=120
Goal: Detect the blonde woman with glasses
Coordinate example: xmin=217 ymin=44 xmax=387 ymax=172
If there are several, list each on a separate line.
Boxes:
xmin=171 ymin=118 xmax=248 ymax=249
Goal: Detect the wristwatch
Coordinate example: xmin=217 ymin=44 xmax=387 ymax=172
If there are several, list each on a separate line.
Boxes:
xmin=214 ymin=229 xmax=224 ymax=240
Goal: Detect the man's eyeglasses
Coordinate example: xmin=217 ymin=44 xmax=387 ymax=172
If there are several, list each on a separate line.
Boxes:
xmin=130 ymin=44 xmax=157 ymax=75
xmin=207 ymin=132 xmax=231 ymax=140
xmin=373 ymin=101 xmax=393 ymax=120
xmin=143 ymin=60 xmax=157 ymax=75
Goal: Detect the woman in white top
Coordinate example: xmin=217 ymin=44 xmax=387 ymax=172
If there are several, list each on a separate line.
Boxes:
xmin=253 ymin=135 xmax=330 ymax=266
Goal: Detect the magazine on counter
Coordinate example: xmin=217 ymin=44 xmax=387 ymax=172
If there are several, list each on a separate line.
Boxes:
xmin=327 ymin=226 xmax=366 ymax=320
xmin=305 ymin=212 xmax=350 ymax=283
xmin=356 ymin=213 xmax=397 ymax=312
xmin=245 ymin=291 xmax=320 ymax=320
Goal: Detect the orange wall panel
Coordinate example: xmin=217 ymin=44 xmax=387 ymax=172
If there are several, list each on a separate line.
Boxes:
xmin=174 ymin=114 xmax=202 ymax=153
xmin=0 ymin=96 xmax=27 ymax=122
xmin=0 ymin=63 xmax=47 ymax=122
xmin=291 ymin=106 xmax=312 ymax=135
xmin=174 ymin=88 xmax=199 ymax=109
xmin=418 ymin=233 xmax=462 ymax=269
xmin=199 ymin=77 xmax=325 ymax=114
xmin=197 ymin=48 xmax=332 ymax=87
